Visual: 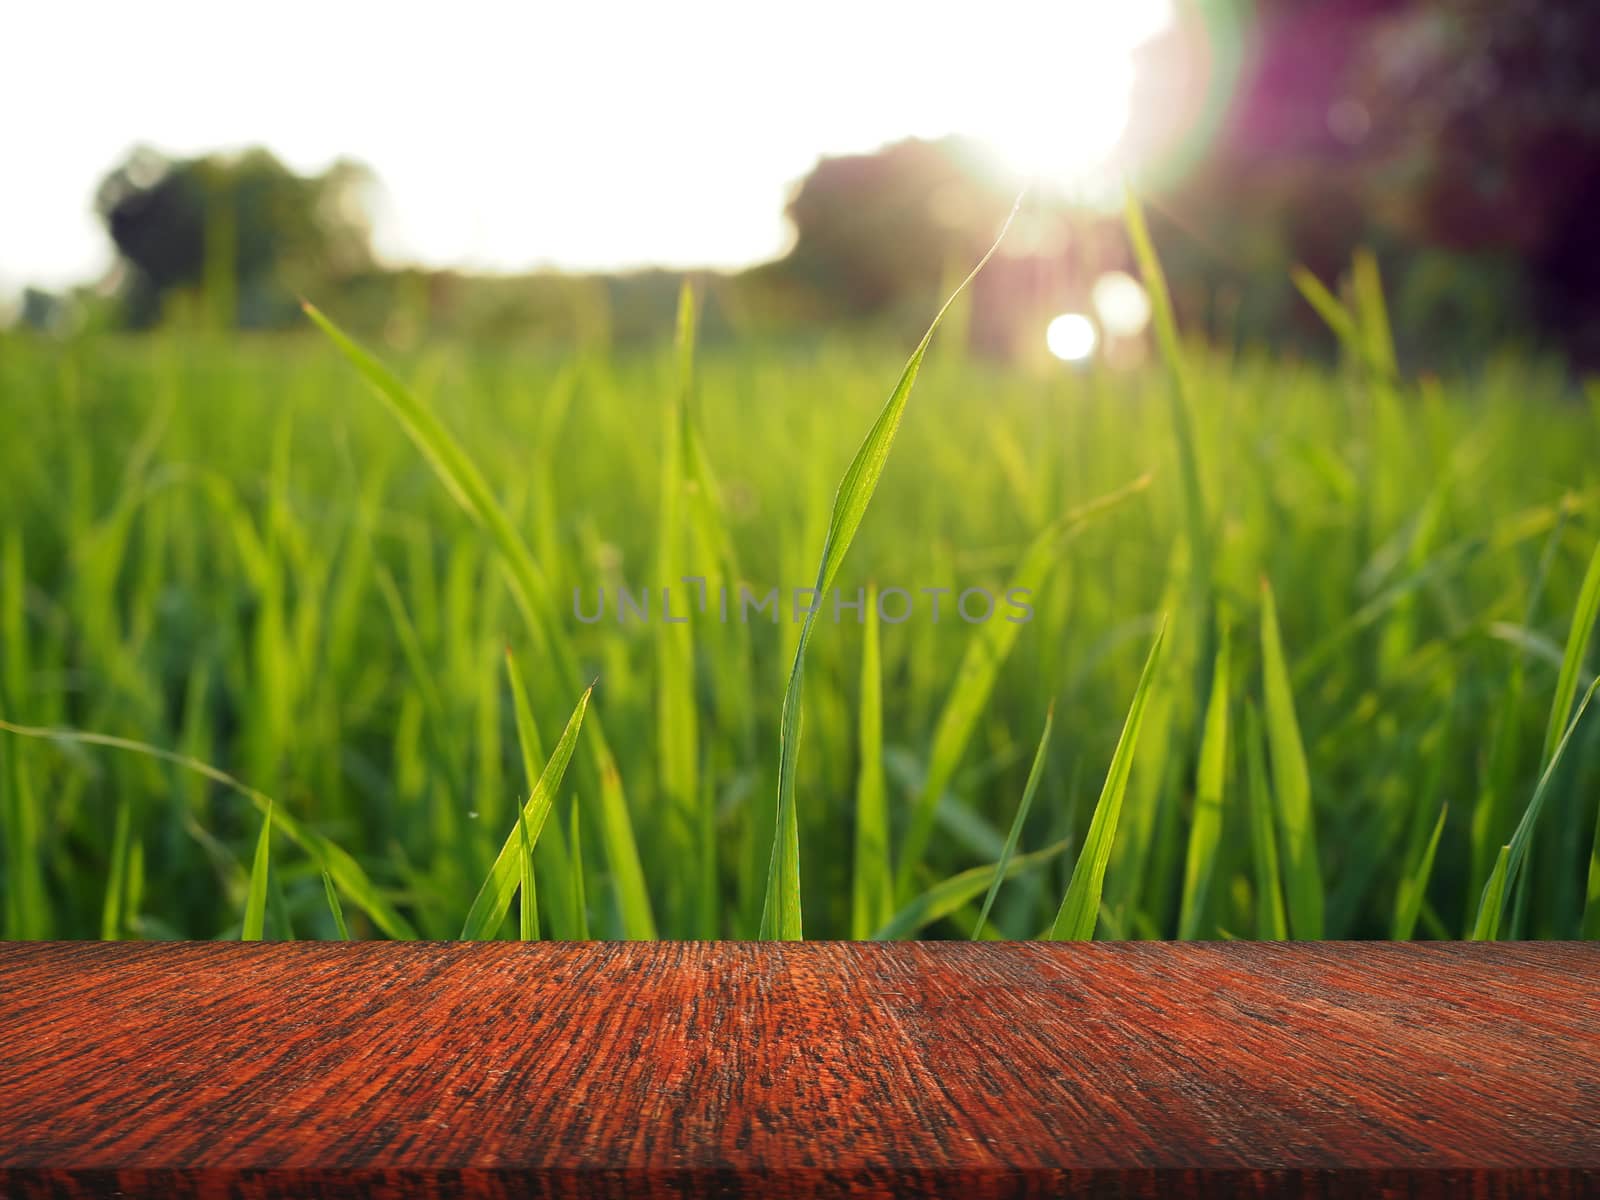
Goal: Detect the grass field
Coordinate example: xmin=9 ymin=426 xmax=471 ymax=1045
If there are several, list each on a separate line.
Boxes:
xmin=3 ymin=236 xmax=1600 ymax=943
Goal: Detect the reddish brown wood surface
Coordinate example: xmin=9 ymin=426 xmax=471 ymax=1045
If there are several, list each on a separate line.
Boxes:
xmin=0 ymin=941 xmax=1597 ymax=1197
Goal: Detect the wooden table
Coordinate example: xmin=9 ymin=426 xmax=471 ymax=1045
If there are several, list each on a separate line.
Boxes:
xmin=1 ymin=941 xmax=1596 ymax=1197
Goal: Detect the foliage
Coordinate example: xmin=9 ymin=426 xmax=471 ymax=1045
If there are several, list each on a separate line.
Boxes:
xmin=95 ymin=146 xmax=374 ymax=329
xmin=1 ymin=264 xmax=1599 ymax=940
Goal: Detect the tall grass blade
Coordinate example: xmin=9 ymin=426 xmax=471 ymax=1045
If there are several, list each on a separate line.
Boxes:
xmin=1392 ymin=803 xmax=1447 ymax=940
xmin=874 ymin=840 xmax=1070 ymax=941
xmin=517 ymin=802 xmax=539 ymax=941
xmin=1125 ymin=190 xmax=1207 ymax=563
xmin=1582 ymin=804 xmax=1600 ymax=938
xmin=1178 ymin=626 xmax=1230 ymax=939
xmin=1244 ymin=703 xmax=1289 ymax=939
xmin=758 ymin=199 xmax=1021 ymax=939
xmin=322 ymin=870 xmax=351 ymax=941
xmin=242 ymin=801 xmax=271 ymax=942
xmin=0 ymin=720 xmax=417 ymax=938
xmin=569 ymin=797 xmax=589 ymax=940
xmin=972 ymin=704 xmax=1053 ymax=939
xmin=851 ymin=582 xmax=892 ymax=939
xmin=101 ymin=798 xmax=132 ymax=941
xmin=460 ymin=685 xmax=591 ymax=939
xmin=1472 ymin=675 xmax=1600 ymax=938
xmin=899 ymin=475 xmax=1151 ymax=893
xmin=655 ymin=282 xmax=701 ymax=930
xmin=304 ymin=301 xmax=657 ymax=937
xmin=1543 ymin=538 xmax=1600 ymax=769
xmin=1048 ymin=622 xmax=1167 ymax=941
xmin=1472 ymin=846 xmax=1510 ymax=941
xmin=1259 ymin=578 xmax=1324 ymax=938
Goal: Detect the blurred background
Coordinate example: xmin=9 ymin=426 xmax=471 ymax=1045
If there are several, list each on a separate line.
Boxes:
xmin=7 ymin=0 xmax=1600 ymax=369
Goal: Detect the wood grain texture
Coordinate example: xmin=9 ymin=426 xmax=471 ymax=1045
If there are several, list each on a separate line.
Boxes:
xmin=0 ymin=942 xmax=1596 ymax=1198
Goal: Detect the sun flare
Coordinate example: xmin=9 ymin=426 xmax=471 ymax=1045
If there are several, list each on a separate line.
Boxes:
xmin=962 ymin=0 xmax=1175 ymax=192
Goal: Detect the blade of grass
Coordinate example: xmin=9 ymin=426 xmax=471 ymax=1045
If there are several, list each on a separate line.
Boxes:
xmin=1472 ymin=846 xmax=1510 ymax=941
xmin=1125 ymin=190 xmax=1207 ymax=564
xmin=503 ymin=646 xmax=559 ymax=936
xmin=898 ymin=474 xmax=1151 ymax=894
xmin=656 ymin=282 xmax=701 ymax=932
xmin=460 ymin=684 xmax=591 ymax=939
xmin=972 ymin=704 xmax=1053 ymax=939
xmin=758 ymin=198 xmax=1022 ymax=940
xmin=1259 ymin=578 xmax=1324 ymax=938
xmin=1244 ymin=703 xmax=1288 ymax=940
xmin=1543 ymin=538 xmax=1600 ymax=768
xmin=322 ymin=870 xmax=351 ymax=940
xmin=569 ymin=796 xmax=589 ymax=940
xmin=242 ymin=801 xmax=271 ymax=942
xmin=851 ymin=582 xmax=892 ymax=939
xmin=0 ymin=720 xmax=417 ymax=938
xmin=1178 ymin=625 xmax=1230 ymax=939
xmin=101 ymin=797 xmax=132 ymax=941
xmin=305 ymin=301 xmax=657 ymax=938
xmin=1472 ymin=674 xmax=1600 ymax=938
xmin=1392 ymin=803 xmax=1447 ymax=940
xmin=517 ymin=801 xmax=539 ymax=941
xmin=1583 ymin=800 xmax=1600 ymax=938
xmin=873 ymin=839 xmax=1070 ymax=941
xmin=1048 ymin=621 xmax=1167 ymax=941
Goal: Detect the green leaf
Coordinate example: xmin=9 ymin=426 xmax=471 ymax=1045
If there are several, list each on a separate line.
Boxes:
xmin=461 ymin=685 xmax=591 ymax=940
xmin=973 ymin=704 xmax=1053 ymax=939
xmin=1472 ymin=846 xmax=1510 ymax=941
xmin=898 ymin=474 xmax=1151 ymax=893
xmin=1244 ymin=703 xmax=1288 ymax=940
xmin=851 ymin=582 xmax=892 ymax=939
xmin=873 ymin=839 xmax=1070 ymax=941
xmin=1259 ymin=578 xmax=1324 ymax=938
xmin=1178 ymin=625 xmax=1230 ymax=939
xmin=1126 ymin=189 xmax=1207 ymax=565
xmin=0 ymin=720 xmax=417 ymax=939
xmin=1543 ymin=538 xmax=1600 ymax=769
xmin=1049 ymin=622 xmax=1167 ymax=941
xmin=1392 ymin=803 xmax=1447 ymax=940
xmin=322 ymin=870 xmax=351 ymax=941
xmin=242 ymin=801 xmax=271 ymax=942
xmin=655 ymin=281 xmax=702 ymax=931
xmin=305 ymin=301 xmax=656 ymax=938
xmin=758 ymin=199 xmax=1022 ymax=940
xmin=517 ymin=801 xmax=539 ymax=942
xmin=569 ymin=797 xmax=589 ymax=940
xmin=1472 ymin=674 xmax=1600 ymax=939
xmin=101 ymin=797 xmax=132 ymax=941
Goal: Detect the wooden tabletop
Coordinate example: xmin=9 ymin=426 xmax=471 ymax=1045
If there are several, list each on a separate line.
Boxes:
xmin=0 ymin=941 xmax=1596 ymax=1198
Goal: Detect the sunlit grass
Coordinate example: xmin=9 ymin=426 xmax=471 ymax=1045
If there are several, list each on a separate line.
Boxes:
xmin=0 ymin=227 xmax=1598 ymax=942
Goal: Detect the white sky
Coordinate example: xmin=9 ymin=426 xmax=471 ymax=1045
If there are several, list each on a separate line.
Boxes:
xmin=0 ymin=0 xmax=1173 ymax=296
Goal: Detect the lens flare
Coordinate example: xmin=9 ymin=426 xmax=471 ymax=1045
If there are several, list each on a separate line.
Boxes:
xmin=1046 ymin=313 xmax=1099 ymax=362
xmin=1092 ymin=271 xmax=1153 ymax=338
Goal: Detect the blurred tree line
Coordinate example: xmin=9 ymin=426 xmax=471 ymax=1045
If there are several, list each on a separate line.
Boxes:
xmin=24 ymin=0 xmax=1600 ymax=367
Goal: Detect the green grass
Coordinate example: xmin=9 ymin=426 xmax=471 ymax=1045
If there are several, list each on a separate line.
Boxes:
xmin=1 ymin=238 xmax=1599 ymax=941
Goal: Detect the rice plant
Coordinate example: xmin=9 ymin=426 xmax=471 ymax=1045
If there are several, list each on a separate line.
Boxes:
xmin=1 ymin=217 xmax=1598 ymax=942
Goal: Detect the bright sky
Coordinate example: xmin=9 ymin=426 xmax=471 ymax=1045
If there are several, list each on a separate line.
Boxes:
xmin=1 ymin=0 xmax=1173 ymax=297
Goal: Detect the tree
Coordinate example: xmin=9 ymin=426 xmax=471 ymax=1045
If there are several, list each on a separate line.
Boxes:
xmin=771 ymin=138 xmax=1018 ymax=321
xmin=95 ymin=147 xmax=375 ymax=328
xmin=1349 ymin=0 xmax=1600 ymax=362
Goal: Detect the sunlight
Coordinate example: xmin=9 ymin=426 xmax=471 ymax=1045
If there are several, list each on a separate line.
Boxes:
xmin=962 ymin=0 xmax=1176 ymax=193
xmin=1092 ymin=271 xmax=1153 ymax=337
xmin=1046 ymin=312 xmax=1099 ymax=362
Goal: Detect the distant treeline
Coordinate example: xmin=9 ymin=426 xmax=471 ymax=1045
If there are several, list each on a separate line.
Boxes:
xmin=19 ymin=0 xmax=1600 ymax=368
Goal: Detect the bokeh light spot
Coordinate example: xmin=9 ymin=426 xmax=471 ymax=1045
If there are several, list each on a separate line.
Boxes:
xmin=1046 ymin=313 xmax=1099 ymax=362
xmin=1091 ymin=271 xmax=1153 ymax=337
